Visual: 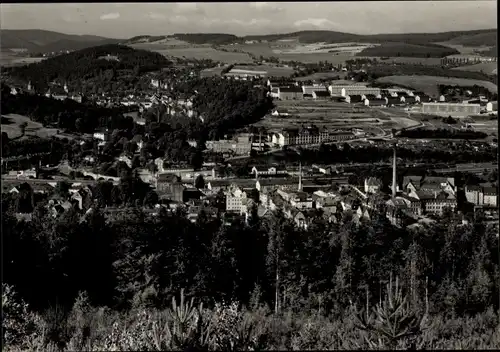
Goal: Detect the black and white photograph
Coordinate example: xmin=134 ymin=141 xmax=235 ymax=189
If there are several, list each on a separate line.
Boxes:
xmin=1 ymin=1 xmax=499 ymax=350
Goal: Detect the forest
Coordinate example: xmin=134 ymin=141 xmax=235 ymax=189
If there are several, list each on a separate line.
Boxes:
xmin=356 ymin=42 xmax=459 ymax=58
xmin=399 ymin=128 xmax=488 ymax=140
xmin=0 ymin=84 xmax=132 ymax=134
xmin=2 ymin=188 xmax=500 ymax=350
xmin=5 ymin=44 xmax=172 ymax=91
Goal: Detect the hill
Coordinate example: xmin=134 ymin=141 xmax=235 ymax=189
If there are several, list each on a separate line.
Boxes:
xmin=5 ymin=44 xmax=172 ymax=88
xmin=447 ymin=31 xmax=498 ymax=47
xmin=1 ymin=29 xmax=121 ymax=53
xmin=170 ymin=29 xmax=497 ymax=46
xmin=356 ymin=42 xmax=459 ymax=58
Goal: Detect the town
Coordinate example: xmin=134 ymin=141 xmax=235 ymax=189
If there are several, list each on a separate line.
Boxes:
xmin=1 ymin=3 xmax=499 ymax=351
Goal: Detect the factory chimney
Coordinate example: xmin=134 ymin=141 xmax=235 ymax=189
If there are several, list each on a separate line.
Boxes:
xmin=392 ymin=145 xmax=397 ymax=198
xmin=298 ymin=161 xmax=303 ymax=191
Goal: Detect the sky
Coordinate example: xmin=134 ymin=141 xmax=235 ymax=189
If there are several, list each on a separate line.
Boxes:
xmin=0 ymin=2 xmax=497 ymax=39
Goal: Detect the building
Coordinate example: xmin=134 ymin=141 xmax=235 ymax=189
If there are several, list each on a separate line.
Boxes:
xmin=278 ymin=86 xmax=304 ymax=100
xmin=407 ymin=189 xmax=457 ymax=215
xmin=328 ymin=85 xmax=381 ymax=97
xmin=226 ymin=186 xmax=250 ymax=214
xmin=93 ymin=130 xmax=111 ymax=142
xmin=156 ymin=174 xmax=185 ymax=202
xmin=402 ymin=176 xmax=456 ymax=195
xmin=302 ymin=85 xmax=328 ymax=95
xmin=365 ymin=98 xmax=387 ymax=107
xmin=465 ymin=185 xmax=498 ymax=207
xmin=271 ymin=127 xmax=353 ymax=147
xmin=251 ymin=165 xmax=287 ymax=178
xmin=312 ymin=90 xmax=331 ymax=100
xmin=421 ymin=102 xmax=481 ymax=117
xmin=364 ymin=177 xmax=383 ymax=194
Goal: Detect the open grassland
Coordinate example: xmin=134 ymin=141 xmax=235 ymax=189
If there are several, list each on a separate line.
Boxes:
xmin=359 ymin=56 xmax=443 ymax=65
xmin=130 ymin=42 xmax=253 ymax=63
xmin=1 ymin=114 xmax=59 ymax=140
xmin=452 ymin=62 xmax=498 ymax=75
xmin=231 ymin=64 xmax=295 ymax=77
xmin=0 ymin=52 xmax=45 ymax=67
xmin=222 ymin=42 xmax=358 ymax=64
xmin=375 ymin=75 xmax=498 ymax=97
xmin=294 ymin=71 xmax=347 ymax=81
xmin=253 ymin=100 xmax=413 ymax=133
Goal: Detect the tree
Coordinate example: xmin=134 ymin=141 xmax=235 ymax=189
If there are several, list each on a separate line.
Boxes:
xmin=194 ymin=175 xmax=205 ymax=190
xmin=143 ymin=190 xmax=159 ymax=208
xmin=19 ymin=122 xmax=28 ymax=136
xmin=55 ymin=181 xmax=70 ymax=198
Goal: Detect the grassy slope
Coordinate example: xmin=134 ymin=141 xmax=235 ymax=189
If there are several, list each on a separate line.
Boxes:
xmin=375 ymin=75 xmax=498 ymax=97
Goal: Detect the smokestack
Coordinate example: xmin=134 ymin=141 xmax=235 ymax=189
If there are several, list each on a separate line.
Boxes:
xmin=392 ymin=145 xmax=397 ymax=198
xmin=298 ymin=161 xmax=303 ymax=191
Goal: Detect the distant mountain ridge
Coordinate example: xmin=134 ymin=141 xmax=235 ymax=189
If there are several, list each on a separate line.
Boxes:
xmin=2 ymin=28 xmax=497 ymax=53
xmin=1 ymin=29 xmax=122 ymax=53
xmin=124 ymin=29 xmax=497 ymax=47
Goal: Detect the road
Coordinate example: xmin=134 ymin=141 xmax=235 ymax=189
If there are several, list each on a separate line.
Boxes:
xmin=1 ymin=176 xmax=117 ymax=186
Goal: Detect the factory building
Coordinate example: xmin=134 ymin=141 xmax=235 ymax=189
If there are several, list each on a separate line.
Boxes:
xmin=421 ymin=102 xmax=481 ymax=117
xmin=328 ymin=85 xmax=381 ymax=97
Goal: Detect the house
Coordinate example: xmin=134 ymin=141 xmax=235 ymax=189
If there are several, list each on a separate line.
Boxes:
xmin=465 ymin=185 xmax=498 ymax=207
xmin=226 ymin=186 xmax=250 ymax=214
xmin=117 ymin=155 xmax=133 ymax=168
xmin=251 ymin=165 xmax=287 ymax=178
xmin=271 ymin=108 xmax=290 ymax=116
xmin=312 ymin=90 xmax=331 ymax=100
xmin=278 ymin=86 xmax=304 ymax=100
xmin=366 ymin=98 xmax=387 ymax=107
xmin=93 ymin=130 xmax=111 ymax=142
xmin=364 ymin=177 xmax=383 ymax=194
xmin=408 ymin=189 xmax=457 ymax=215
xmin=402 ymin=176 xmax=456 ymax=195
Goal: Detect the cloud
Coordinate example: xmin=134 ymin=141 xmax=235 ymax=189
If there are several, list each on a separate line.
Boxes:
xmin=100 ymin=12 xmax=120 ymax=20
xmin=293 ymin=18 xmax=337 ymax=29
xmin=174 ymin=3 xmax=205 ymax=15
xmin=146 ymin=12 xmax=166 ymax=20
xmin=249 ymin=2 xmax=283 ymax=13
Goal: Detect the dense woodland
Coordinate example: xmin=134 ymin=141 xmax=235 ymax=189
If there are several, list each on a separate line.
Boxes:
xmin=2 ymin=192 xmax=500 ymax=350
xmin=356 ymin=42 xmax=459 ymax=58
xmin=399 ymin=128 xmax=488 ymax=140
xmin=0 ymin=85 xmax=132 ymax=134
xmin=5 ymin=45 xmax=172 ymax=92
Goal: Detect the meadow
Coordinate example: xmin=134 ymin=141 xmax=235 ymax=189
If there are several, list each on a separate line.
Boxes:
xmin=253 ymin=100 xmax=414 ymax=134
xmin=452 ymin=62 xmax=498 ymax=75
xmin=0 ymin=52 xmax=45 ymax=67
xmin=375 ymin=75 xmax=498 ymax=97
xmin=1 ymin=114 xmax=58 ymax=140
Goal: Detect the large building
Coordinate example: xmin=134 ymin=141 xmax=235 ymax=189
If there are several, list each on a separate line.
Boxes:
xmin=421 ymin=102 xmax=481 ymax=117
xmin=328 ymin=85 xmax=381 ymax=97
xmin=271 ymin=127 xmax=354 ymax=147
xmin=278 ymin=86 xmax=304 ymax=100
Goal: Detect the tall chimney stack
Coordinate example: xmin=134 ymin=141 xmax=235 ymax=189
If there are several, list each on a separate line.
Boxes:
xmin=298 ymin=161 xmax=303 ymax=192
xmin=392 ymin=145 xmax=397 ymax=198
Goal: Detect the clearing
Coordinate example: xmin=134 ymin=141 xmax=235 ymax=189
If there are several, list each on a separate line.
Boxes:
xmin=452 ymin=62 xmax=498 ymax=75
xmin=130 ymin=42 xmax=253 ymax=64
xmin=375 ymin=75 xmax=498 ymax=97
xmin=2 ymin=114 xmax=60 ymax=140
xmin=253 ymin=100 xmax=417 ymax=134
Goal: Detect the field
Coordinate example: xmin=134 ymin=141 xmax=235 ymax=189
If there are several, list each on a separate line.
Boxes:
xmin=0 ymin=51 xmax=45 ymax=67
xmin=222 ymin=42 xmax=361 ymax=64
xmin=405 ymin=112 xmax=498 ymax=135
xmin=356 ymin=42 xmax=458 ymax=58
xmin=130 ymin=42 xmax=253 ymax=63
xmin=437 ymin=42 xmax=496 ymax=55
xmin=452 ymin=62 xmax=498 ymax=75
xmin=294 ymin=71 xmax=347 ymax=82
xmin=375 ymin=75 xmax=498 ymax=97
xmin=1 ymin=114 xmax=59 ymax=140
xmin=253 ymin=100 xmax=417 ymax=134
xmin=359 ymin=56 xmax=443 ymax=65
